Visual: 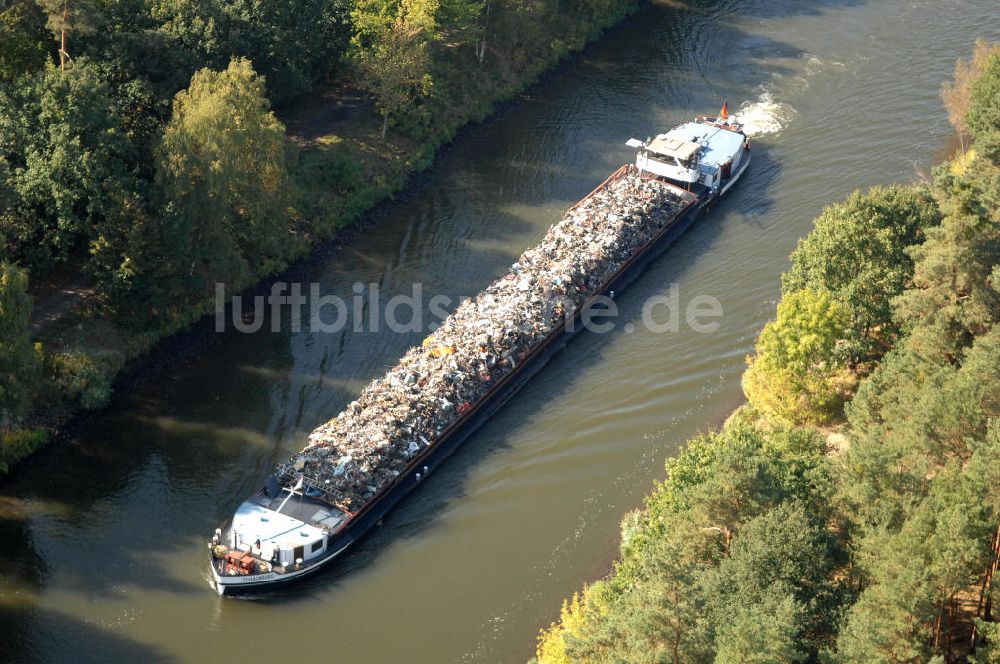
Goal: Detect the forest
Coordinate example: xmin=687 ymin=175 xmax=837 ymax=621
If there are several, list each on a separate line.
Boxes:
xmin=534 ymin=40 xmax=1000 ymax=664
xmin=0 ymin=0 xmax=641 ymax=471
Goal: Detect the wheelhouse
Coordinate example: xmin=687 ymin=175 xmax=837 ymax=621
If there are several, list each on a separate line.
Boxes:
xmin=210 ymin=478 xmax=349 ymax=583
xmin=629 ymin=119 xmax=749 ymax=194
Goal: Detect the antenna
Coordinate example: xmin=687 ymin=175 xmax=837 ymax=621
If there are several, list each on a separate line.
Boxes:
xmin=276 ymin=475 xmax=304 ymax=514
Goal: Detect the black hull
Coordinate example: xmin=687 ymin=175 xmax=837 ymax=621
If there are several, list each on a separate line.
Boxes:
xmin=218 ymin=171 xmax=727 ymax=595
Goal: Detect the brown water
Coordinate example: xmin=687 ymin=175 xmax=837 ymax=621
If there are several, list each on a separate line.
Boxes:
xmin=3 ymin=1 xmax=999 ymax=662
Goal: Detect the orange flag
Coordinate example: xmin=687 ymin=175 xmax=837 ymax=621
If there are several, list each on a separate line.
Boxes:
xmin=719 ymin=100 xmax=728 ymax=120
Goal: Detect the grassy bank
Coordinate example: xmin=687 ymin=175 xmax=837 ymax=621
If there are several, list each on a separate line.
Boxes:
xmin=1 ymin=0 xmax=645 ymax=474
xmin=533 ymin=40 xmax=1000 ymax=664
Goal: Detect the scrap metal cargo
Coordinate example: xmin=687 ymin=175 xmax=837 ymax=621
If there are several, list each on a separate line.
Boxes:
xmin=283 ymin=171 xmax=693 ymax=510
xmin=208 ymin=111 xmax=751 ymax=594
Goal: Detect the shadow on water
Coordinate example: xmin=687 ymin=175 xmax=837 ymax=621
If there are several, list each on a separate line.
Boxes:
xmin=0 ymin=604 xmax=177 ymax=664
xmin=0 ymin=499 xmax=48 ymax=591
xmin=0 ymin=330 xmax=293 ymax=598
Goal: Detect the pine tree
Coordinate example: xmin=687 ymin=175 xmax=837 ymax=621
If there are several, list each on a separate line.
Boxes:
xmin=36 ymin=0 xmax=97 ymax=72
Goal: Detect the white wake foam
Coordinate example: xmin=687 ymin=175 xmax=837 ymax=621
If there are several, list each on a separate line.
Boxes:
xmin=733 ymin=92 xmax=795 ymax=137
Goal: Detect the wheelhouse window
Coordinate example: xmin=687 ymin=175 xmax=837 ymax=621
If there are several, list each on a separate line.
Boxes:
xmin=311 ymin=541 xmax=323 ymax=553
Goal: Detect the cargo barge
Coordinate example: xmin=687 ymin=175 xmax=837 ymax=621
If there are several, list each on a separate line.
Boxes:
xmin=208 ymin=109 xmax=750 ymax=595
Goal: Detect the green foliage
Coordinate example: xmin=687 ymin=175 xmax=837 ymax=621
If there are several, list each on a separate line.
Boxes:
xmin=831 ymin=46 xmax=1000 ymax=660
xmin=835 ymin=475 xmax=994 ymax=663
xmin=217 ymin=0 xmax=346 ymax=103
xmin=0 ymin=262 xmax=42 ymax=430
xmin=743 ymin=288 xmax=853 ymax=424
xmin=538 ymin=39 xmax=1000 ymax=664
xmin=895 ymin=47 xmax=1000 ymax=364
xmin=36 ymin=0 xmax=99 ymax=70
xmin=704 ymin=502 xmax=840 ymax=659
xmin=0 ymin=2 xmax=49 ymax=82
xmin=155 ymin=57 xmax=294 ymax=295
xmin=353 ymin=0 xmax=438 ymax=139
xmin=44 ymin=351 xmax=112 ymax=410
xmin=942 ymin=40 xmax=1000 ymax=147
xmin=291 ymin=139 xmax=376 ymax=236
xmin=845 ymin=323 xmax=1000 ymax=487
xmin=142 ymin=0 xmax=353 ymax=103
xmin=567 ymin=522 xmax=714 ymax=663
xmin=782 ymin=185 xmax=940 ymax=362
xmin=965 ymin=51 xmax=1000 ymax=164
xmin=713 ymin=588 xmax=805 ymax=664
xmin=0 ymin=427 xmax=49 ymax=474
xmin=970 ymin=619 xmax=1000 ymax=664
xmin=537 ymin=422 xmax=839 ymax=664
xmin=0 ymin=61 xmax=138 ymax=270
xmin=894 ymin=159 xmax=1000 ymax=363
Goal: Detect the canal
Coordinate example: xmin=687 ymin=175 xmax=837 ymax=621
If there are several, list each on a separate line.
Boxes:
xmin=2 ymin=0 xmax=998 ymax=661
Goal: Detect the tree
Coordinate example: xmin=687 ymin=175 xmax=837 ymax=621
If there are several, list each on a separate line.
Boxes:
xmin=637 ymin=424 xmax=782 ymax=552
xmin=964 ymin=48 xmax=1000 ymax=164
xmin=0 ymin=2 xmax=49 ymax=82
xmin=556 ymin=522 xmax=715 ymax=664
xmin=713 ymin=589 xmax=806 ymax=664
xmin=840 ymin=323 xmax=1000 ymax=540
xmin=703 ymin=503 xmax=841 ymax=658
xmin=353 ymin=0 xmax=437 ymax=139
xmin=37 ymin=0 xmax=98 ymax=72
xmin=156 ymin=57 xmax=293 ymax=296
xmin=835 ymin=481 xmax=993 ymax=663
xmin=971 ymin=620 xmax=1000 ymax=664
xmin=536 ymin=422 xmax=834 ymax=664
xmin=622 ymin=538 xmax=713 ymax=664
xmin=146 ymin=0 xmax=352 ymax=105
xmin=743 ymin=289 xmax=852 ymax=424
xmin=0 ymin=61 xmax=137 ymax=270
xmin=942 ymin=39 xmax=1000 ymax=148
xmin=218 ymin=0 xmax=349 ymax=104
xmin=0 ymin=263 xmax=41 ymax=431
xmin=894 ymin=166 xmax=1000 ymax=363
xmin=782 ymin=186 xmax=940 ymax=363
xmin=536 ymin=590 xmax=591 ymax=664
xmin=897 ymin=49 xmax=1000 ymax=363
xmin=436 ymin=0 xmax=486 ymax=58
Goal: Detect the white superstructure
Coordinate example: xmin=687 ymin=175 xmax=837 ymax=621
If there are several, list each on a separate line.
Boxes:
xmin=229 ymin=501 xmax=328 ymax=566
xmin=628 ymin=116 xmax=750 ymax=194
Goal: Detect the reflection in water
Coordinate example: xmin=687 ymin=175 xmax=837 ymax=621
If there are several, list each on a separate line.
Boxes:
xmin=2 ymin=0 xmax=999 ymax=662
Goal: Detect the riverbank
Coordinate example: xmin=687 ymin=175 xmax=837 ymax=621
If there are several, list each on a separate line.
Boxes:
xmin=1 ymin=0 xmax=645 ymax=476
xmin=533 ymin=41 xmax=1000 ymax=663
xmin=6 ymin=3 xmax=998 ymax=661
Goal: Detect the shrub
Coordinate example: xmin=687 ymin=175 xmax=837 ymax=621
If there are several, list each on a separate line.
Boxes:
xmin=0 ymin=427 xmax=49 ymax=474
xmin=46 ymin=351 xmax=112 ymax=411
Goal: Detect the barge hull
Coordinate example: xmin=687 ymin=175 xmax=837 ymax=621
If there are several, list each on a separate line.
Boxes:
xmin=217 ymin=173 xmax=719 ymax=595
